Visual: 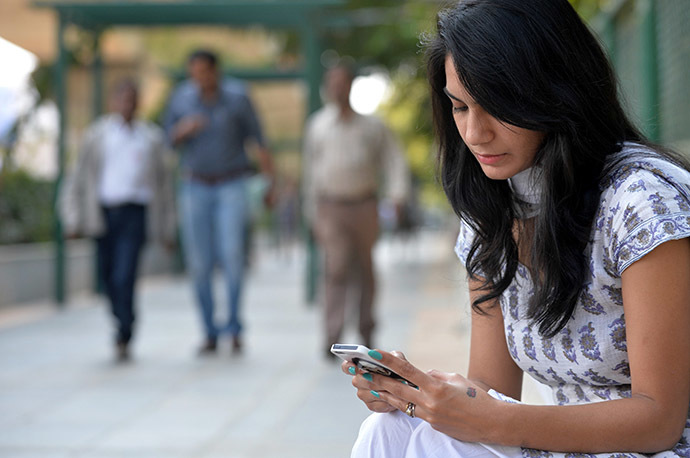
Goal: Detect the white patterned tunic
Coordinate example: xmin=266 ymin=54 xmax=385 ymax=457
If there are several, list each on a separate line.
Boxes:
xmin=455 ymin=143 xmax=690 ymax=457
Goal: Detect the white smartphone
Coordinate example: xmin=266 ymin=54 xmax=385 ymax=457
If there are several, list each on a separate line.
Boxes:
xmin=330 ymin=343 xmax=418 ymax=389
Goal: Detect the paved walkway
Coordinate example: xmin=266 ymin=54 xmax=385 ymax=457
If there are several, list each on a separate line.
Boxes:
xmin=0 ymin=230 xmax=546 ymax=458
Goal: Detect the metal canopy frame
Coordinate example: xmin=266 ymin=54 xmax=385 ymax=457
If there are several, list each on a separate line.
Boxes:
xmin=34 ymin=0 xmax=344 ymax=305
xmin=34 ymin=1 xmax=343 ymax=27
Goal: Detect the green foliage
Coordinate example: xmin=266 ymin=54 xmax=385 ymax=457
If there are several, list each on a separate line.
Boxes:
xmin=316 ymin=2 xmax=444 ymax=209
xmin=378 ymin=69 xmax=446 ymax=209
xmin=324 ymin=1 xmax=438 ymax=71
xmin=322 ymin=0 xmax=607 ymax=211
xmin=569 ymin=0 xmax=610 ymax=20
xmin=0 ymin=169 xmax=54 ymax=244
xmin=30 ymin=64 xmax=55 ymax=103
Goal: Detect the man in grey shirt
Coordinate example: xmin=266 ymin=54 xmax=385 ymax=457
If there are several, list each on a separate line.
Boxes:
xmin=165 ymin=49 xmax=275 ymax=355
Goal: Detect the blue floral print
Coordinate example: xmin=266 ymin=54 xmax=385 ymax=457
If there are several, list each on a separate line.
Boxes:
xmin=542 ymin=337 xmax=558 ymax=362
xmin=523 ymin=449 xmax=554 ymax=458
xmin=612 ymin=360 xmax=631 ymax=378
xmin=578 ymin=322 xmax=603 ymax=362
xmin=608 ymin=316 xmax=627 ymax=352
xmin=560 ymin=327 xmax=578 ymax=364
xmin=522 ymin=325 xmax=538 ymax=361
xmin=581 ymin=287 xmax=606 ymax=315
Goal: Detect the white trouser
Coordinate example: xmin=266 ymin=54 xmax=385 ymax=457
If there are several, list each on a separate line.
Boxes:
xmin=351 ymin=410 xmax=523 ymax=458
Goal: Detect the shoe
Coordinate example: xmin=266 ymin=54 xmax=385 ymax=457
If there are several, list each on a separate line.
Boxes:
xmin=116 ymin=341 xmax=130 ymax=362
xmin=198 ymin=338 xmax=218 ymax=356
xmin=231 ymin=335 xmax=242 ymax=355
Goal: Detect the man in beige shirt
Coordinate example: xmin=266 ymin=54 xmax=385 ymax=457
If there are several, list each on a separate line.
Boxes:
xmin=303 ymin=63 xmax=409 ymax=357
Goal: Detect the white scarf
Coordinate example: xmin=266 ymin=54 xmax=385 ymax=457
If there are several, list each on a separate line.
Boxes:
xmin=508 ymin=166 xmax=542 ymax=218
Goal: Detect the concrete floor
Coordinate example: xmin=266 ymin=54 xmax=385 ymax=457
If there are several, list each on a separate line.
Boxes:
xmin=0 ymin=230 xmax=547 ymax=458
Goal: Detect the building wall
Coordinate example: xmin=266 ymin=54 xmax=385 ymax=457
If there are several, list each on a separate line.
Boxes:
xmin=0 ymin=0 xmax=56 ymax=62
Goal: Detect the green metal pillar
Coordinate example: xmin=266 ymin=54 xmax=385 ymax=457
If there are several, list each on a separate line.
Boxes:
xmin=301 ymin=21 xmax=324 ymax=305
xmin=92 ymin=29 xmax=105 ymax=294
xmin=601 ymin=13 xmax=616 ymax=63
xmin=53 ymin=13 xmax=68 ymax=305
xmin=639 ymin=0 xmax=660 ymax=142
xmin=92 ymin=31 xmax=104 ymax=117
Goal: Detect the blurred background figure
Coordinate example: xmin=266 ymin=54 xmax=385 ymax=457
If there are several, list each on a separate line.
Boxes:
xmin=274 ymin=174 xmax=301 ymax=262
xmin=303 ymin=62 xmax=410 ymax=358
xmin=165 ymin=49 xmax=275 ymax=356
xmin=59 ymin=79 xmax=176 ymax=362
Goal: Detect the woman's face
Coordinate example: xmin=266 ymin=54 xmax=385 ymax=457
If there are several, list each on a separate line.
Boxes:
xmin=444 ymin=55 xmax=545 ymax=180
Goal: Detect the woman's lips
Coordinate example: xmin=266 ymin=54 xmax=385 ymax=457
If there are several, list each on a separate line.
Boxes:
xmin=475 ymin=152 xmax=507 ymax=165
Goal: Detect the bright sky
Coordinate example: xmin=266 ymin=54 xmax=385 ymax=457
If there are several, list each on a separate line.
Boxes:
xmin=350 ymin=72 xmax=391 ymax=115
xmin=0 ymin=36 xmax=38 ymax=89
xmin=0 ymin=37 xmax=59 ymax=179
xmin=0 ymin=35 xmax=38 ymax=138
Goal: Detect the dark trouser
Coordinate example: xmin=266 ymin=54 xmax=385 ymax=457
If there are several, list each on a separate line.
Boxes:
xmin=97 ymin=203 xmax=147 ymax=345
xmin=315 ymin=197 xmax=379 ymax=348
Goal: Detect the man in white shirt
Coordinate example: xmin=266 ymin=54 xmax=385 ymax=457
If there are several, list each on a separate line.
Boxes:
xmin=303 ymin=63 xmax=410 ymax=358
xmin=60 ymin=80 xmax=176 ymax=361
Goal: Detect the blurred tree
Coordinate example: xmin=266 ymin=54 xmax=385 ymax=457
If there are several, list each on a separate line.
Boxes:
xmin=0 ymin=60 xmax=68 ymax=244
xmin=0 ymin=169 xmax=53 ymax=244
xmin=322 ymin=0 xmax=610 ymax=68
xmin=303 ymin=0 xmax=610 ymax=213
xmin=307 ymin=1 xmax=445 ymax=213
xmin=570 ymin=0 xmax=611 ymax=19
xmin=324 ymin=1 xmax=439 ymax=70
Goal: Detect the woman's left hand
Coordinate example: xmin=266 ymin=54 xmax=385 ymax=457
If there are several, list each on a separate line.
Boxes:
xmin=348 ymin=349 xmax=500 ymax=443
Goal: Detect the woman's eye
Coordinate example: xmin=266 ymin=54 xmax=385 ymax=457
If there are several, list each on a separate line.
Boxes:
xmin=452 ymin=105 xmax=468 ymax=114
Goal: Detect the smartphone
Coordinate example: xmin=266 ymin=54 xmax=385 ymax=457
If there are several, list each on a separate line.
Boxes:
xmin=330 ymin=344 xmax=418 ymax=389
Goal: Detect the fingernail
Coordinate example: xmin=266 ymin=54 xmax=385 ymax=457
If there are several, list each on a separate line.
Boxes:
xmin=368 ymin=350 xmax=383 ymax=360
xmin=362 ymin=373 xmax=373 ymax=382
xmin=401 ymin=380 xmax=419 ymax=390
xmin=370 ymin=390 xmax=380 ymax=398
xmin=348 ymin=366 xmax=356 ymax=375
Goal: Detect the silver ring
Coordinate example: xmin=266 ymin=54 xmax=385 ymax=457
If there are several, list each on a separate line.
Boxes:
xmin=404 ymin=402 xmax=416 ymax=418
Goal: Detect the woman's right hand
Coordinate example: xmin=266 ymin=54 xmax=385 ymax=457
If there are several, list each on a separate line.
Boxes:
xmin=341 ymin=353 xmax=402 ymax=414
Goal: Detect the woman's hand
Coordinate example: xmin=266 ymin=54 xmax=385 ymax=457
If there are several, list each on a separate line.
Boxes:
xmin=341 ymin=356 xmax=397 ymax=413
xmin=342 ymin=350 xmax=500 ymax=443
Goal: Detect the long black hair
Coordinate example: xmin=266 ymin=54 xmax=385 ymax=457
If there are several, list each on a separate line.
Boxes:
xmin=425 ymin=0 xmax=647 ymax=337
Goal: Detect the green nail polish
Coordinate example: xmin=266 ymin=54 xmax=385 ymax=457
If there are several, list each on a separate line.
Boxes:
xmin=368 ymin=350 xmax=383 ymax=360
xmin=362 ymin=373 xmax=373 ymax=382
xmin=370 ymin=390 xmax=380 ymax=398
xmin=348 ymin=366 xmax=356 ymax=375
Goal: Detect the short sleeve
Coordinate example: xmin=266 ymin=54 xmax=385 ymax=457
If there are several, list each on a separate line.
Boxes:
xmin=602 ymin=164 xmax=690 ymax=275
xmin=454 ymin=218 xmax=477 ymax=268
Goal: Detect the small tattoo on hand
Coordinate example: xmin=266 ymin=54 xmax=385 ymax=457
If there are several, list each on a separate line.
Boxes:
xmin=467 ymin=387 xmax=477 ymax=398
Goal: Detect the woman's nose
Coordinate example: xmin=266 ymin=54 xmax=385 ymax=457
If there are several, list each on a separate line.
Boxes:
xmin=463 ymin=110 xmax=493 ymax=146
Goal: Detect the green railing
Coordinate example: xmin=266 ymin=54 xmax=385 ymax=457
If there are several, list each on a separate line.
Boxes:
xmin=593 ymin=0 xmax=690 ymax=153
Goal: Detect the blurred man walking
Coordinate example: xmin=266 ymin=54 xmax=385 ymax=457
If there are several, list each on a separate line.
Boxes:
xmin=60 ymin=80 xmax=176 ymax=361
xmin=165 ymin=50 xmax=275 ymax=356
xmin=303 ymin=63 xmax=410 ymax=358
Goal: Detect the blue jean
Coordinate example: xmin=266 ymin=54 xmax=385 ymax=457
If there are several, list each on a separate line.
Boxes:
xmin=97 ymin=204 xmax=147 ymax=345
xmin=179 ymin=177 xmax=249 ymax=340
